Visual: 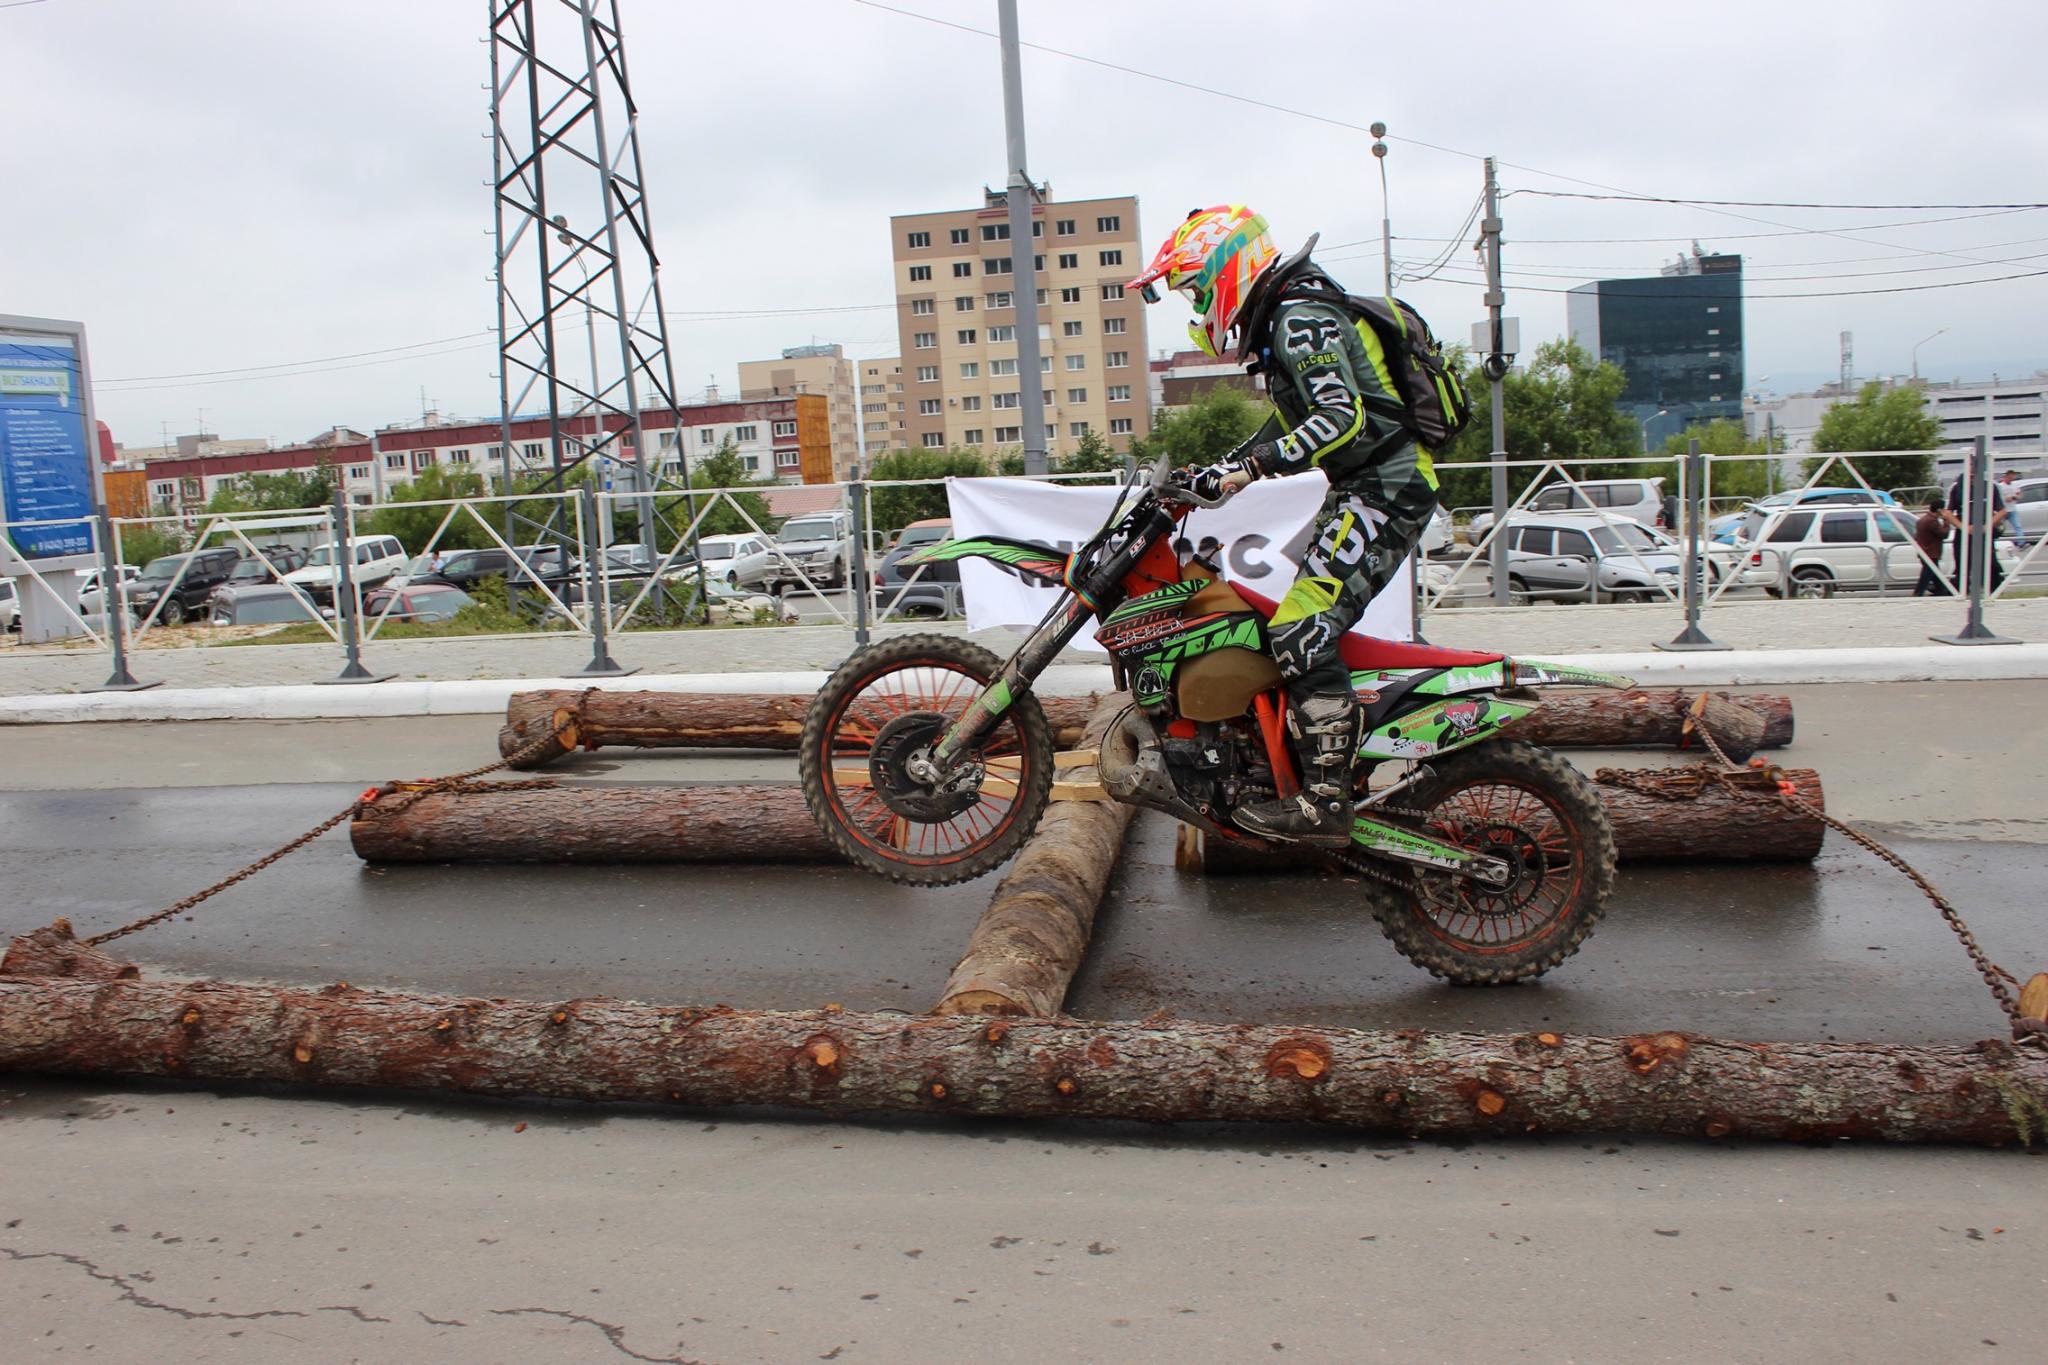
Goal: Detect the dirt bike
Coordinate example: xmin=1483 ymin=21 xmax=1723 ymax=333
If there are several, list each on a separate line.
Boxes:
xmin=798 ymin=459 xmax=1630 ymax=984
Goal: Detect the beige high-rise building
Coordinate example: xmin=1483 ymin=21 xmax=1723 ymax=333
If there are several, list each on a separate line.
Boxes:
xmin=857 ymin=355 xmax=904 ymax=459
xmin=739 ymin=343 xmax=859 ymax=480
xmin=890 ymin=189 xmax=1151 ymax=462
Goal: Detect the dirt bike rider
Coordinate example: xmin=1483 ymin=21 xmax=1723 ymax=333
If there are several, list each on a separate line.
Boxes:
xmin=1129 ymin=205 xmax=1440 ymax=848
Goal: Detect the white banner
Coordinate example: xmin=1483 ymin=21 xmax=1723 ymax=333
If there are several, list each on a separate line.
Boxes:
xmin=943 ymin=474 xmax=1415 ymax=652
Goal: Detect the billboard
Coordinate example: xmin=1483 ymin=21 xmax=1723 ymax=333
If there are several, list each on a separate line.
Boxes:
xmin=0 ymin=319 xmax=100 ymax=560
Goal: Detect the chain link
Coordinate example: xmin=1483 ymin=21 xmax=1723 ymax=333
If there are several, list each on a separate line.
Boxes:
xmin=1690 ymin=723 xmax=2043 ymax=1050
xmin=84 ymin=689 xmax=598 ymax=948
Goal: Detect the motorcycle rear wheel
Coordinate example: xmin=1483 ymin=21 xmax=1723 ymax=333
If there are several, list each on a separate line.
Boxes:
xmin=1370 ymin=739 xmax=1616 ymax=985
xmin=799 ymin=633 xmax=1054 ymax=886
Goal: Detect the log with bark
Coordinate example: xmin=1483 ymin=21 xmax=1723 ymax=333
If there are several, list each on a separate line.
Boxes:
xmin=1508 ymin=689 xmax=1793 ymax=752
xmin=931 ymin=697 xmax=1133 ymax=1017
xmin=1179 ymin=765 xmax=1829 ymax=874
xmin=499 ymin=688 xmax=1103 ymax=770
xmin=2 ymin=925 xmax=2040 ymax=1145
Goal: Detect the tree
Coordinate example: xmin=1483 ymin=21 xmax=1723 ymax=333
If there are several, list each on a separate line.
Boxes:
xmin=201 ymin=463 xmax=336 ymax=515
xmin=1805 ymin=382 xmax=1940 ymax=493
xmin=1059 ymin=429 xmax=1126 ymax=479
xmin=666 ymin=439 xmax=776 ymax=542
xmin=867 ymin=447 xmax=990 ymax=532
xmin=1658 ymin=419 xmax=1780 ymax=502
xmin=366 ymin=466 xmax=493 ymax=555
xmin=1129 ymin=385 xmax=1266 ymax=467
xmin=1434 ymin=339 xmax=1640 ymax=515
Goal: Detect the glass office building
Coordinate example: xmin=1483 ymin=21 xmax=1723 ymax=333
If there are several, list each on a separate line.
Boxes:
xmin=1566 ymin=253 xmax=1743 ymax=444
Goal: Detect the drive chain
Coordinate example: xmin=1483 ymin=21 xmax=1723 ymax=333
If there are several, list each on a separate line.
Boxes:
xmin=82 ymin=690 xmax=598 ymax=949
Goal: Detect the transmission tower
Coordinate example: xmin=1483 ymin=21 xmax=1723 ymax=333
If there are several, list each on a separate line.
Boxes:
xmin=487 ymin=0 xmax=690 ymax=556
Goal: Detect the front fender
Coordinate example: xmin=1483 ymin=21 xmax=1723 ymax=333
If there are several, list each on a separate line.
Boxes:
xmin=909 ymin=536 xmax=1068 ymax=588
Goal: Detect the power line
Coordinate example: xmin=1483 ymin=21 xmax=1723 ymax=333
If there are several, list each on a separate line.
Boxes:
xmin=1423 ymin=268 xmax=2048 ymax=301
xmin=97 ymin=342 xmax=497 ymax=393
xmin=97 ymin=331 xmax=494 ymax=383
xmin=1368 ymin=249 xmax=2048 ymax=286
xmin=1329 ymin=207 xmax=2048 ymax=247
xmin=1515 ymin=189 xmax=2048 ymax=211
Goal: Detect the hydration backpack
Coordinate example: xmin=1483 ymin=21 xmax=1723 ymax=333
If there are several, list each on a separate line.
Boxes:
xmin=1285 ymin=276 xmax=1474 ymax=449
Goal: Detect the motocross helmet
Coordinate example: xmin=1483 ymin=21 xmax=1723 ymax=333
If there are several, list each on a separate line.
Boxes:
xmin=1128 ymin=205 xmax=1279 ymax=357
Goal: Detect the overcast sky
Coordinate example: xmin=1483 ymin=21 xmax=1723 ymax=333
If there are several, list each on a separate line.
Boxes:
xmin=6 ymin=0 xmax=2046 ymax=449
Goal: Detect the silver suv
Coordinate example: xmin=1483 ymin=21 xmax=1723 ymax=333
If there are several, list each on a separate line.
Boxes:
xmin=769 ymin=511 xmax=854 ymax=590
xmin=1498 ymin=512 xmax=1688 ymax=603
xmin=1468 ymin=476 xmax=1667 ymax=541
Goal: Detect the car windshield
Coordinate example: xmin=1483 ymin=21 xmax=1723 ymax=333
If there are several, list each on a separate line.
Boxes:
xmin=701 ymin=542 xmax=735 ymax=560
xmin=230 ymin=560 xmax=271 ymax=580
xmin=1739 ymin=511 xmax=1767 ymax=542
xmin=1588 ymin=523 xmax=1659 ymax=554
xmin=779 ymin=521 xmax=838 ymax=542
xmin=0 ymin=581 xmax=15 ymax=602
xmin=139 ymin=556 xmax=188 ymax=582
xmin=897 ymin=526 xmax=947 ymax=548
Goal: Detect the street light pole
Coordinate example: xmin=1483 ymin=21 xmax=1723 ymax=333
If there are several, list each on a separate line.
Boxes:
xmin=1912 ymin=327 xmax=1948 ymax=382
xmin=1371 ymin=122 xmax=1392 ymax=297
xmin=1639 ymin=408 xmax=1668 ymax=455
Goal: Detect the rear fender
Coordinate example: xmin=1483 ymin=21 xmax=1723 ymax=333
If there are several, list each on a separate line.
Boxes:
xmin=1508 ymin=659 xmax=1635 ymax=689
xmin=1360 ymin=694 xmax=1534 ymax=760
xmin=909 ymin=536 xmax=1067 ymax=588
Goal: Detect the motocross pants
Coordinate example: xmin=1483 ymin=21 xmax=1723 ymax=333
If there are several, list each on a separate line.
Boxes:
xmin=1266 ymin=482 xmax=1433 ymax=702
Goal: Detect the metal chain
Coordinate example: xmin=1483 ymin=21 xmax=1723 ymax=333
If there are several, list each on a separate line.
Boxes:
xmin=1691 ymin=724 xmax=2042 ymax=1049
xmin=84 ymin=689 xmax=598 ymax=948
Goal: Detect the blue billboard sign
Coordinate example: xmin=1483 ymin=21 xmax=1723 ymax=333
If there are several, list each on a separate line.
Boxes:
xmin=0 ymin=329 xmax=97 ymax=559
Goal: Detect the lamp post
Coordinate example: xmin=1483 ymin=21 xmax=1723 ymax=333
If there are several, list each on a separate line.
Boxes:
xmin=1370 ymin=122 xmax=1392 ymax=296
xmin=1912 ymin=328 xmax=1948 ymax=382
xmin=1748 ymin=376 xmax=1775 ymax=496
xmin=1639 ymin=408 xmax=1669 ymax=455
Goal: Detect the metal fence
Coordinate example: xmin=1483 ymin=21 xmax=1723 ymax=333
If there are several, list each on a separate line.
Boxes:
xmin=4 ymin=442 xmax=2037 ymax=687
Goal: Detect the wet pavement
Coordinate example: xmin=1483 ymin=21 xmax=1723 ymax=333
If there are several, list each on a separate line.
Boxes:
xmin=3 ymin=781 xmax=2038 ymax=1046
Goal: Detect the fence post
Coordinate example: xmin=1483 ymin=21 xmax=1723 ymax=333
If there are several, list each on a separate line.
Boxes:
xmin=848 ymin=477 xmax=872 ymax=649
xmin=1933 ymin=435 xmax=2018 ymax=646
xmin=1657 ymin=439 xmax=1728 ymax=652
xmin=322 ymin=488 xmax=393 ymax=685
xmin=89 ymin=506 xmax=159 ymax=692
xmin=578 ymin=486 xmax=637 ymax=676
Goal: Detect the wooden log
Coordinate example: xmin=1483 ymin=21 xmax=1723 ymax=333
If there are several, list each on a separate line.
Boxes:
xmin=351 ymin=783 xmax=841 ymax=864
xmin=932 ymin=697 xmax=1134 ymax=1017
xmin=1182 ymin=766 xmax=1828 ymax=874
xmin=1 ymin=940 xmax=2040 ymax=1144
xmin=1509 ymin=689 xmax=1793 ymax=750
xmin=1681 ymin=692 xmax=1770 ymax=765
xmin=499 ymin=688 xmax=1104 ymax=770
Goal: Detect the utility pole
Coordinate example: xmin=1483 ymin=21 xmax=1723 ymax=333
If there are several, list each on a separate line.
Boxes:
xmin=1477 ymin=157 xmax=1511 ymax=605
xmin=997 ymin=0 xmax=1048 ymax=475
xmin=1371 ymin=123 xmax=1392 ymax=296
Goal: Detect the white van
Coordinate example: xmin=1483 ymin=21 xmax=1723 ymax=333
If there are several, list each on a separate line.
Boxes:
xmin=283 ymin=534 xmax=409 ymax=602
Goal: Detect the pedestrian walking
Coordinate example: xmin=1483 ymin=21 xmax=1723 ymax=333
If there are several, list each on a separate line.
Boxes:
xmin=1911 ymin=499 xmax=1951 ymax=596
xmin=1943 ymin=476 xmax=2009 ymax=593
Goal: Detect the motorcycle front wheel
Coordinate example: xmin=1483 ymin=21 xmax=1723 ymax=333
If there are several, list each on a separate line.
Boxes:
xmin=799 ymin=633 xmax=1054 ymax=886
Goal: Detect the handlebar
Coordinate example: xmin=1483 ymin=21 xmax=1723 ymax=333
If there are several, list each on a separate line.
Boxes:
xmin=1151 ymin=455 xmax=1234 ymax=509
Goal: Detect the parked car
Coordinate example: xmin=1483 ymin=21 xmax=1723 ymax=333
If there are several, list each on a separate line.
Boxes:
xmin=2003 ymin=476 xmax=2048 ymax=546
xmin=769 ymin=511 xmax=855 ymax=590
xmin=129 ymin=547 xmax=243 ymax=625
xmin=1734 ymin=504 xmax=2018 ymax=597
xmin=220 ymin=546 xmax=309 ymax=586
xmin=873 ymin=518 xmax=958 ymax=618
xmin=1713 ymin=487 xmax=1900 ymax=545
xmin=0 ymin=578 xmax=16 ymax=634
xmin=282 ymin=534 xmax=409 ymax=603
xmin=690 ymin=532 xmax=777 ymax=589
xmin=1497 ymin=512 xmax=1696 ymax=603
xmin=208 ymin=583 xmax=332 ymax=627
xmin=68 ymin=565 xmax=142 ymax=622
xmin=363 ymin=583 xmax=475 ymax=623
xmin=1468 ymin=477 xmax=1665 ymax=542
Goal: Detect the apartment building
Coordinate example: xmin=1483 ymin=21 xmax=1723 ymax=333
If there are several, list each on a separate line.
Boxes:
xmin=889 ymin=189 xmax=1151 ymax=461
xmin=739 ymin=343 xmax=860 ymax=479
xmin=858 ymin=355 xmax=903 ymax=456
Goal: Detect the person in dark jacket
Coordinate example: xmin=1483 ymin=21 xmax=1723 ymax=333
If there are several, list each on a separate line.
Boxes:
xmin=1130 ymin=205 xmax=1437 ymax=846
xmin=1911 ymin=499 xmax=1952 ymax=596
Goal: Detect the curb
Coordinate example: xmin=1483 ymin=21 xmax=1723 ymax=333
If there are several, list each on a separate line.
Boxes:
xmin=2 ymin=645 xmax=2045 ymax=725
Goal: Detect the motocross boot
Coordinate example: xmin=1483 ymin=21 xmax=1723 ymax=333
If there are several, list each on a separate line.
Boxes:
xmin=1233 ymin=690 xmax=1364 ymax=848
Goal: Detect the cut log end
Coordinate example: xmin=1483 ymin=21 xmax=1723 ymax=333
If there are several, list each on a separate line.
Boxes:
xmin=1681 ymin=693 xmax=1770 ymax=765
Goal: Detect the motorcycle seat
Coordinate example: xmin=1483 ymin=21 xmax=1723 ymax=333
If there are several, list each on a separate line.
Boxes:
xmin=1232 ymin=586 xmax=1507 ymax=672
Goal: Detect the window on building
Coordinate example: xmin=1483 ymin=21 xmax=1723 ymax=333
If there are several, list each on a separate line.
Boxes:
xmin=913 ymin=332 xmax=936 ymax=349
xmin=1102 ymin=284 xmax=1126 ymax=301
xmin=775 ymin=449 xmax=800 ymax=469
xmin=1097 ymin=215 xmax=1121 ymax=233
xmin=522 ymin=442 xmax=544 ymax=461
xmin=1105 ymin=351 xmax=1129 ymax=368
xmin=995 ymin=425 xmax=1021 ymax=442
xmin=1067 ymin=388 xmax=1088 ymax=404
xmin=1062 ymin=320 xmax=1084 ymax=337
xmin=742 ymin=454 xmax=761 ymax=472
xmin=1103 ymin=317 xmax=1127 ymax=335
xmin=911 ymin=297 xmax=934 ymax=314
xmin=657 ymin=431 xmax=675 ymax=449
xmin=735 ymin=424 xmax=757 ymax=441
xmin=919 ymin=399 xmax=942 ymax=415
xmin=487 ymin=445 xmax=504 ymax=460
xmin=993 ymin=392 xmax=1020 ymax=409
xmin=988 ymin=325 xmax=1016 ymax=343
xmin=906 ymin=230 xmax=930 ymax=248
xmin=1032 ymin=220 xmax=1043 ymax=237
xmin=981 ymin=223 xmax=1009 ymax=241
xmin=1057 ymin=252 xmax=1078 ymax=270
xmin=952 ymin=261 xmax=973 ymax=278
xmin=385 ymin=452 xmax=406 ymax=469
xmin=1065 ymin=354 xmax=1086 ymax=372
xmin=960 ymin=394 xmax=982 ymax=411
xmin=955 ymin=296 xmax=975 ymax=311
xmin=949 ymin=227 xmax=970 ymax=245
xmin=921 ymin=432 xmax=945 ymax=448
xmin=986 ymin=291 xmax=1012 ymax=309
xmin=1706 ymin=305 xmax=1721 ymax=314
xmin=1059 ymin=287 xmax=1082 ymax=304
xmin=698 ymin=428 xmax=715 ymax=444
xmin=963 ymin=428 xmax=984 ymax=445
xmin=1056 ymin=219 xmax=1075 ymax=236
xmin=347 ymin=464 xmax=370 ymax=480
xmin=1110 ymin=418 xmax=1133 ymax=435
xmin=984 ymin=257 xmax=1012 ymax=275
xmin=1107 ymin=385 xmax=1132 ymax=402
xmin=1070 ymin=422 xmax=1090 ymax=438
xmin=1099 ymin=249 xmax=1123 ymax=267
xmin=1036 ymin=289 xmax=1049 ymax=305
xmin=1033 ymin=255 xmax=1045 ymax=272
xmin=772 ymin=420 xmax=796 ymax=437
xmin=909 ymin=265 xmax=932 ymax=283
xmin=862 ymin=402 xmax=883 ymax=414
xmin=1042 ymin=389 xmax=1054 ymax=405
xmin=957 ymin=329 xmax=977 ymax=345
xmin=916 ymin=364 xmax=938 ymax=382
xmin=960 ymin=363 xmax=980 ymax=380
xmin=448 ymin=448 xmax=471 ymax=464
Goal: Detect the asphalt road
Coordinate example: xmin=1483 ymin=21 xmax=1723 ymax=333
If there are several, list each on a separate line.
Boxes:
xmin=2 ymin=683 xmax=2045 ymax=1361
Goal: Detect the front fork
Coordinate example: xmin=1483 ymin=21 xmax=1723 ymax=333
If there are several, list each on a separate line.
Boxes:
xmin=923 ymin=592 xmax=1093 ymax=776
